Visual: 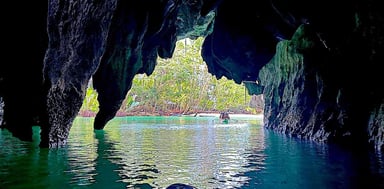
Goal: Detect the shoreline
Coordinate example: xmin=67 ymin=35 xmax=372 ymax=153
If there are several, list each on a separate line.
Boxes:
xmin=78 ymin=110 xmax=263 ymax=118
xmin=190 ymin=113 xmax=263 ymax=119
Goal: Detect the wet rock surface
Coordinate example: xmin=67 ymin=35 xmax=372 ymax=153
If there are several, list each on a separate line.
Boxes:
xmin=0 ymin=0 xmax=382 ymax=150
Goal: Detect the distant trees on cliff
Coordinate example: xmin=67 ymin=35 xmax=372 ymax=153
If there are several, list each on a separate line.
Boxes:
xmin=80 ymin=37 xmax=262 ymax=116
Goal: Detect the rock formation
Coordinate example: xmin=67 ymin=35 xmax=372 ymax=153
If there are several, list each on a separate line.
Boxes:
xmin=0 ymin=0 xmax=382 ymax=150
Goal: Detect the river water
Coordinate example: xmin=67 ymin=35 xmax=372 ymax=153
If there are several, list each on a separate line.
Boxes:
xmin=1 ymin=116 xmax=383 ymax=189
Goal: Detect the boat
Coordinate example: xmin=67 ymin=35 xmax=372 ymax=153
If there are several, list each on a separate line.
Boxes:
xmin=219 ymin=112 xmax=230 ymax=124
xmin=221 ymin=118 xmax=229 ymax=124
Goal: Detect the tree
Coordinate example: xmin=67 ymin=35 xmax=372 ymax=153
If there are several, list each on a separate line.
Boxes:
xmin=80 ymin=37 xmax=256 ymax=116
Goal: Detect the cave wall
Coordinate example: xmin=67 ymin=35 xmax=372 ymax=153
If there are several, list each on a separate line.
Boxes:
xmin=201 ymin=0 xmax=384 ymax=150
xmin=258 ymin=6 xmax=384 ymax=150
xmin=91 ymin=0 xmax=215 ymax=130
xmin=93 ymin=1 xmax=186 ymax=130
xmin=368 ymin=101 xmax=384 ymax=150
xmin=259 ymin=25 xmax=364 ymax=145
xmin=41 ymin=0 xmax=215 ymax=146
xmin=0 ymin=1 xmax=48 ymax=141
xmin=0 ymin=0 xmax=382 ymax=150
xmin=41 ymin=0 xmax=118 ymax=147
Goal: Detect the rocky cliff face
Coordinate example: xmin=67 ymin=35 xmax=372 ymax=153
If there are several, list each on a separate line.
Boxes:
xmin=259 ymin=3 xmax=384 ymax=151
xmin=259 ymin=25 xmax=383 ymax=149
xmin=0 ymin=1 xmax=48 ymax=141
xmin=0 ymin=0 xmax=382 ymax=150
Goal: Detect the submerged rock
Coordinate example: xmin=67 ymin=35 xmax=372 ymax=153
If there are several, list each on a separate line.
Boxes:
xmin=166 ymin=183 xmax=197 ymax=189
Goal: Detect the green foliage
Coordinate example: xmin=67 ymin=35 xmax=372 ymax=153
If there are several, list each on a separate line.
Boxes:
xmin=128 ymin=37 xmax=252 ymax=114
xmin=81 ymin=37 xmax=254 ymax=115
xmin=80 ymin=86 xmax=99 ymax=114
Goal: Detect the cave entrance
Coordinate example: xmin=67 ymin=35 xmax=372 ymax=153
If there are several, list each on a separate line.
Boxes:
xmin=80 ymin=37 xmax=264 ymax=117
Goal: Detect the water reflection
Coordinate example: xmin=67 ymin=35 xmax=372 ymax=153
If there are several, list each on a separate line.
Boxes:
xmin=65 ymin=124 xmax=98 ymax=186
xmin=79 ymin=117 xmax=267 ymax=188
xmin=1 ymin=116 xmax=383 ymax=189
xmin=93 ymin=130 xmax=127 ymax=188
xmin=242 ymin=130 xmax=384 ymax=189
xmin=0 ymin=127 xmax=72 ymax=188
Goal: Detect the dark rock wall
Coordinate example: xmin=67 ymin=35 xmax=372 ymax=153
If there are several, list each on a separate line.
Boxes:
xmin=368 ymin=101 xmax=384 ymax=150
xmin=92 ymin=0 xmax=215 ymax=130
xmin=201 ymin=0 xmax=383 ymax=150
xmin=259 ymin=0 xmax=384 ymax=150
xmin=202 ymin=0 xmax=297 ymax=85
xmin=0 ymin=97 xmax=3 ymax=125
xmin=41 ymin=0 xmax=215 ymax=145
xmin=41 ymin=0 xmax=118 ymax=147
xmin=92 ymin=0 xmax=162 ymax=130
xmin=360 ymin=1 xmax=384 ymax=150
xmin=260 ymin=25 xmax=344 ymax=143
xmin=0 ymin=2 xmax=48 ymax=141
xmin=0 ymin=0 xmax=382 ymax=150
xmin=176 ymin=1 xmax=215 ymax=40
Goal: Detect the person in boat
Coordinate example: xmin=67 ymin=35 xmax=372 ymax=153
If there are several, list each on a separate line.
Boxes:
xmin=219 ymin=111 xmax=230 ymax=123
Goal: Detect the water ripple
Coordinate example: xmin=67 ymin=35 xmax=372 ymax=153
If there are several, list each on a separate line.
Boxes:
xmin=1 ymin=117 xmax=384 ymax=188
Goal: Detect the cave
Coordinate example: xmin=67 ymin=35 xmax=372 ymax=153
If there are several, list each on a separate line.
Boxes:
xmin=0 ymin=0 xmax=383 ymax=151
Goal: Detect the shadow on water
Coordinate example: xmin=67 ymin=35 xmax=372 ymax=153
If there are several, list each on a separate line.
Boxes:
xmin=1 ymin=116 xmax=383 ymax=189
xmin=92 ymin=130 xmax=127 ymax=188
xmin=241 ymin=129 xmax=384 ymax=189
xmin=93 ymin=129 xmax=160 ymax=188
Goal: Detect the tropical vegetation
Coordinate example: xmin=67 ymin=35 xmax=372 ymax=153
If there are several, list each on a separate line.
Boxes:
xmin=79 ymin=37 xmax=259 ymax=116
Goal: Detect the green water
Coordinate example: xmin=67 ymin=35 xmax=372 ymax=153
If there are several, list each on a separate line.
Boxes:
xmin=1 ymin=116 xmax=383 ymax=189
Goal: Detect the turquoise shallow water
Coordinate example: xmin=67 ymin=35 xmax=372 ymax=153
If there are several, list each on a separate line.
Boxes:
xmin=0 ymin=116 xmax=383 ymax=189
